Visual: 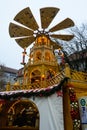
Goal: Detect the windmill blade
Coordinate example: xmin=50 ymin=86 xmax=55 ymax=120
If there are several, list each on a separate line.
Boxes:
xmin=9 ymin=22 xmax=34 ymax=38
xmin=50 ymin=39 xmax=62 ymax=49
xmin=50 ymin=34 xmax=74 ymax=41
xmin=40 ymin=7 xmax=59 ymax=29
xmin=14 ymin=7 xmax=39 ymax=31
xmin=49 ymin=18 xmax=74 ymax=32
xmin=15 ymin=36 xmax=35 ymax=48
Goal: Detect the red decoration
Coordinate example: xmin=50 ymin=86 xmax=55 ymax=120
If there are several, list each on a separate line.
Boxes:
xmin=0 ymin=99 xmax=6 ymax=104
xmin=67 ymin=83 xmax=81 ymax=130
xmin=57 ymin=91 xmax=63 ymax=97
xmin=70 ymin=109 xmax=79 ymax=119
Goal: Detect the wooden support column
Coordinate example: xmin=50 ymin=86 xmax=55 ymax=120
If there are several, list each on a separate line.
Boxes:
xmin=63 ymin=85 xmax=73 ymax=130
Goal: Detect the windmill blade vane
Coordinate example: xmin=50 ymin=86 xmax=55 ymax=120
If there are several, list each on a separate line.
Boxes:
xmin=9 ymin=6 xmax=75 ymax=49
xmin=49 ymin=18 xmax=74 ymax=32
xmin=50 ymin=39 xmax=62 ymax=49
xmin=9 ymin=23 xmax=34 ymax=38
xmin=14 ymin=7 xmax=39 ymax=31
xmin=50 ymin=34 xmax=74 ymax=41
xmin=40 ymin=7 xmax=59 ymax=29
xmin=15 ymin=36 xmax=35 ymax=48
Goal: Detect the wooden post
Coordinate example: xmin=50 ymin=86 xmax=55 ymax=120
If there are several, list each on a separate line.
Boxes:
xmin=63 ymin=85 xmax=73 ymax=130
xmin=6 ymin=82 xmax=10 ymax=91
xmin=64 ymin=63 xmax=71 ymax=78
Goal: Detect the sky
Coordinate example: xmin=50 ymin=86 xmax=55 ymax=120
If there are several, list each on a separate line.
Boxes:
xmin=0 ymin=0 xmax=87 ymax=70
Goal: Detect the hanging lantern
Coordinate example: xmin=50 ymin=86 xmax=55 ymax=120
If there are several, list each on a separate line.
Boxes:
xmin=21 ymin=47 xmax=27 ymax=65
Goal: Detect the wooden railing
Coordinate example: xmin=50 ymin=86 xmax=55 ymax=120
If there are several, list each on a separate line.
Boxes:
xmin=46 ymin=70 xmax=65 ymax=87
xmin=10 ymin=70 xmax=65 ymax=91
xmin=6 ymin=65 xmax=87 ymax=91
xmin=70 ymin=69 xmax=87 ymax=82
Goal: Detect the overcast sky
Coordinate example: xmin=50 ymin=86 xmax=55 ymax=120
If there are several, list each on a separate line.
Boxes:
xmin=0 ymin=0 xmax=87 ymax=70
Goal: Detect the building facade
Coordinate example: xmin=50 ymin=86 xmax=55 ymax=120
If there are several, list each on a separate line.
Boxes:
xmin=68 ymin=49 xmax=87 ymax=71
xmin=17 ymin=67 xmax=24 ymax=85
xmin=0 ymin=65 xmax=18 ymax=90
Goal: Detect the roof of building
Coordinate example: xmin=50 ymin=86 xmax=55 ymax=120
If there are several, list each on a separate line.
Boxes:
xmin=0 ymin=65 xmax=18 ymax=74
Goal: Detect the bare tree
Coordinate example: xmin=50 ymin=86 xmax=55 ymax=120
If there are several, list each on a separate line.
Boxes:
xmin=55 ymin=23 xmax=87 ymax=71
xmin=62 ymin=24 xmax=87 ymax=52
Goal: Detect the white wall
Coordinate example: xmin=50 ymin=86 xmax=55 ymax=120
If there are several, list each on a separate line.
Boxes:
xmin=29 ymin=92 xmax=64 ymax=130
